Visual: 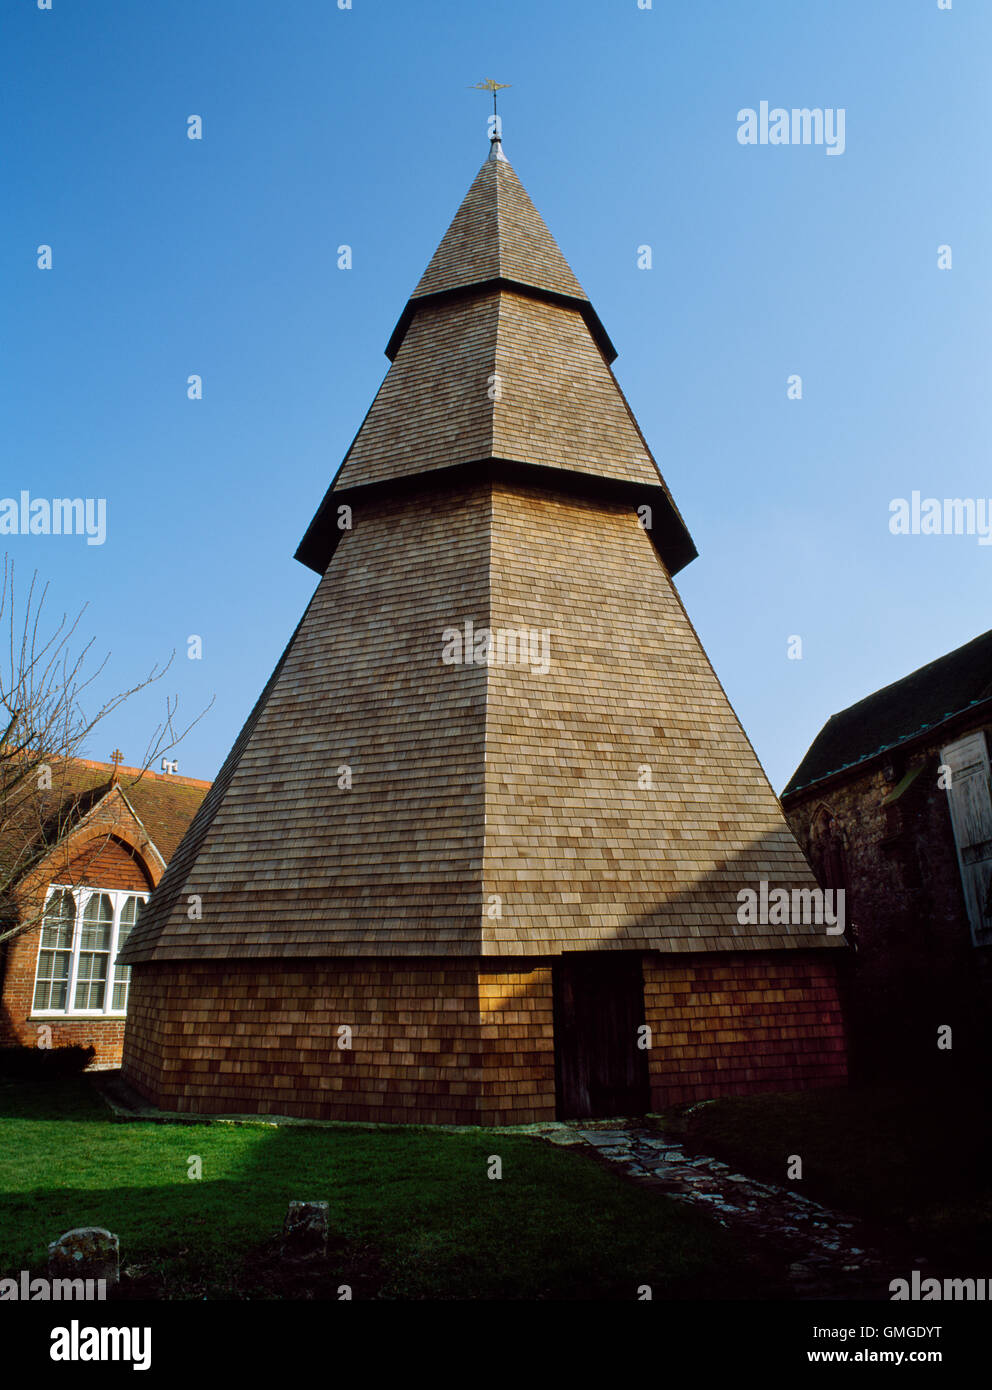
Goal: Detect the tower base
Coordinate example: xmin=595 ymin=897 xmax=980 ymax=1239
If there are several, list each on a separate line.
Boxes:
xmin=120 ymin=952 xmax=847 ymax=1124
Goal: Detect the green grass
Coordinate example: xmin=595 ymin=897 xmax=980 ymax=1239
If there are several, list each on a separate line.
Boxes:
xmin=0 ymin=1077 xmax=758 ymax=1300
xmin=676 ymin=1084 xmax=992 ymax=1268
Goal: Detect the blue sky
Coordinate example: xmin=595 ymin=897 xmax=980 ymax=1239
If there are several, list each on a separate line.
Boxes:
xmin=3 ymin=0 xmax=990 ymax=792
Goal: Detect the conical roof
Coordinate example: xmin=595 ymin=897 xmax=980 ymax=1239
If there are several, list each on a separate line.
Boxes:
xmin=121 ymin=477 xmax=831 ymax=965
xmin=295 ymin=141 xmax=696 ymax=578
xmin=319 ymin=292 xmax=660 ymax=493
xmin=121 ymin=141 xmax=833 ymax=968
xmin=410 ymin=143 xmax=589 ymax=303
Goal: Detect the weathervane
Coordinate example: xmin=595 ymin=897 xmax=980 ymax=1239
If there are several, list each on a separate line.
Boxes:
xmin=468 ymin=78 xmax=511 ymax=138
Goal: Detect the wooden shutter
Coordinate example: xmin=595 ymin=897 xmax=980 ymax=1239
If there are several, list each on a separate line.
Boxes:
xmin=940 ymin=731 xmax=992 ymax=946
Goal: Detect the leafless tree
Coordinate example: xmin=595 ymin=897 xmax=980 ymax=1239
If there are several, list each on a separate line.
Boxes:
xmin=0 ymin=556 xmax=212 ymax=945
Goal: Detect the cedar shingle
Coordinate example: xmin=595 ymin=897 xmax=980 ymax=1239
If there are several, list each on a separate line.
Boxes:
xmin=121 ymin=146 xmax=834 ymax=970
xmin=411 ymin=155 xmax=587 ymax=302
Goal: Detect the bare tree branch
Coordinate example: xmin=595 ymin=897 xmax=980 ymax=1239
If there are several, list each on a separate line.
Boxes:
xmin=0 ymin=556 xmax=213 ymax=945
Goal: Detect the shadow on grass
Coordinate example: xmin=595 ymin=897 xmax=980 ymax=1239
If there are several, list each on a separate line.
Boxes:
xmin=675 ymin=1081 xmax=992 ymax=1273
xmin=0 ymin=1076 xmax=769 ymax=1300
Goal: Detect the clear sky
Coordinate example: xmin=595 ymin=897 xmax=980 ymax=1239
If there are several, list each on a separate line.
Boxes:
xmin=4 ymin=0 xmax=990 ymax=792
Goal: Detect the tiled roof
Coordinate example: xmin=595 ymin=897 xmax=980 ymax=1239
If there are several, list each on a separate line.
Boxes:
xmin=120 ymin=773 xmax=212 ymax=861
xmin=1 ymin=757 xmax=210 ymax=884
xmin=782 ymin=627 xmax=992 ymax=797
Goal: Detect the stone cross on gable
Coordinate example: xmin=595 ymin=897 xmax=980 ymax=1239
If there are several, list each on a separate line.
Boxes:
xmin=109 ymin=749 xmax=124 ymax=784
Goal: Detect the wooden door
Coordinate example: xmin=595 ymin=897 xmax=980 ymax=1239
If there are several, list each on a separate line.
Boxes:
xmin=941 ymin=732 xmax=992 ymax=946
xmin=552 ymin=953 xmax=649 ymax=1119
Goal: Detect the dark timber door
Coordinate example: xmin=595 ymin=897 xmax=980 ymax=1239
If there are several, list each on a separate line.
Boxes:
xmin=552 ymin=954 xmax=650 ymax=1119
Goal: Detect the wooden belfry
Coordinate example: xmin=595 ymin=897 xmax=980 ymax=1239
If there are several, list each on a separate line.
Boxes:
xmin=120 ymin=130 xmax=846 ymax=1122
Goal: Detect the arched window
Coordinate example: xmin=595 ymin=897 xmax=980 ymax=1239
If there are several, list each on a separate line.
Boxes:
xmin=32 ymin=890 xmax=76 ymax=1011
xmin=73 ymin=892 xmax=114 ymax=1010
xmin=32 ymin=886 xmax=148 ymax=1016
xmin=112 ymin=895 xmax=143 ymax=1010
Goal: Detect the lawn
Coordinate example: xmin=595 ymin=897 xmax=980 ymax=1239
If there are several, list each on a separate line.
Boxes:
xmin=675 ymin=1084 xmax=992 ymax=1270
xmin=0 ymin=1077 xmax=757 ymax=1300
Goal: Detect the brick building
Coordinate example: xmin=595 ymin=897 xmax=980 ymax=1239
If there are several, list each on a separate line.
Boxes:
xmin=782 ymin=628 xmax=992 ymax=1081
xmin=119 ymin=135 xmax=847 ymax=1122
xmin=0 ymin=757 xmax=209 ymax=1067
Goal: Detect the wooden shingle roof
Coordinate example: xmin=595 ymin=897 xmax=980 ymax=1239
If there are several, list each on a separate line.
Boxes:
xmin=410 ymin=151 xmax=588 ymax=303
xmin=295 ymin=143 xmax=696 ymax=578
xmin=324 ymin=291 xmax=665 ymax=493
xmin=122 ymin=477 xmax=832 ymax=965
xmin=121 ymin=143 xmax=832 ymax=967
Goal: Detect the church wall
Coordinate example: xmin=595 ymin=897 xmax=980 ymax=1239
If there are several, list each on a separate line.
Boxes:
xmin=643 ymin=951 xmax=847 ymax=1107
xmin=784 ymin=728 xmax=992 ymax=1083
xmin=1 ymin=834 xmax=155 ymax=1067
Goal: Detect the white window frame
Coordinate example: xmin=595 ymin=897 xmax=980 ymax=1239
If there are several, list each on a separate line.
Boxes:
xmin=30 ymin=884 xmax=148 ymax=1018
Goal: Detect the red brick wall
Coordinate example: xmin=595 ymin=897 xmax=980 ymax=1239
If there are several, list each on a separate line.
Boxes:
xmin=123 ymin=959 xmax=556 ymax=1125
xmin=0 ymin=1013 xmax=130 ymax=1067
xmin=643 ymin=952 xmax=847 ymax=1107
xmin=0 ymin=836 xmax=153 ymax=1066
xmin=58 ymin=838 xmax=153 ymax=893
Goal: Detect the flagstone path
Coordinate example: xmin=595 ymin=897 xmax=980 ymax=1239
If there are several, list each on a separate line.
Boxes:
xmin=535 ymin=1120 xmax=899 ymax=1300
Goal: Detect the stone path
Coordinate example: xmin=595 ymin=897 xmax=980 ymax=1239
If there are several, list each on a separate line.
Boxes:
xmin=537 ymin=1120 xmax=894 ymax=1299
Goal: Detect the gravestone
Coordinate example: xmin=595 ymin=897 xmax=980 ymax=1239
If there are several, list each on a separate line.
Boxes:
xmin=281 ymin=1201 xmax=329 ymax=1261
xmin=48 ymin=1227 xmax=120 ymax=1289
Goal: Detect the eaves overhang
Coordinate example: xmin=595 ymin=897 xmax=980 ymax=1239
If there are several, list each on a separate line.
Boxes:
xmin=385 ymin=277 xmax=617 ymax=365
xmin=781 ymin=695 xmax=992 ymax=804
xmin=294 ymin=456 xmax=698 ymax=580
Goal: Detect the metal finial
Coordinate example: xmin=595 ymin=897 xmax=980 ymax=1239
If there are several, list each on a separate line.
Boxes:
xmin=468 ymin=79 xmax=511 ymax=149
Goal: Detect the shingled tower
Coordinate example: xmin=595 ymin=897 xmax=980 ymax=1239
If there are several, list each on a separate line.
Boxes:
xmin=120 ymin=135 xmax=847 ymax=1122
